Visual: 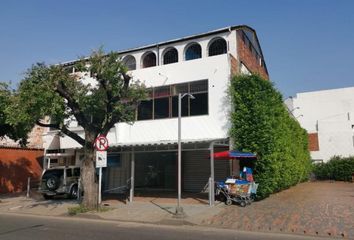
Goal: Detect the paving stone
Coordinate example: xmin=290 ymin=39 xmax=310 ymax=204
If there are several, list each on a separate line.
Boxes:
xmin=203 ymin=181 xmax=354 ymax=239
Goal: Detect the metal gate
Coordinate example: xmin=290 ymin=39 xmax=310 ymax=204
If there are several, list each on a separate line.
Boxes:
xmin=183 ymin=150 xmax=229 ymax=192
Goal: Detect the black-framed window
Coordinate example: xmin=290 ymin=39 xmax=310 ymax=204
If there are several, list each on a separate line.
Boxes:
xmin=66 ymin=169 xmax=73 ymax=177
xmin=185 ymin=43 xmax=202 ymax=61
xmin=190 ymin=92 xmax=208 ymax=116
xmin=142 ymin=52 xmax=157 ymax=68
xmin=122 ymin=55 xmax=136 ymax=70
xmin=137 ymin=80 xmax=208 ymax=121
xmin=208 ymin=38 xmax=227 ymax=56
xmin=137 ymin=100 xmax=153 ymax=120
xmin=163 ymin=48 xmax=178 ymax=65
xmin=171 ymin=95 xmax=189 ymax=117
xmin=73 ymin=168 xmax=80 ymax=177
xmin=154 ymin=97 xmax=169 ymax=119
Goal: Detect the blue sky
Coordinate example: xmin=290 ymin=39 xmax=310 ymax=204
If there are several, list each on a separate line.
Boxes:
xmin=0 ymin=0 xmax=353 ymax=97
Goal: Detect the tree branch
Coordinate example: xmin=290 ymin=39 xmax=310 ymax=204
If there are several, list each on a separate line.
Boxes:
xmin=122 ymin=72 xmax=131 ymax=92
xmin=36 ymin=120 xmax=86 ymax=146
xmin=35 ymin=120 xmax=59 ymax=129
xmin=55 ymin=81 xmax=88 ymax=129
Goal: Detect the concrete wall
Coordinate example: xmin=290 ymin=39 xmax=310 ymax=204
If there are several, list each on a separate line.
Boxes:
xmin=287 ymin=87 xmax=354 ymax=162
xmin=44 ymin=53 xmax=232 ymax=149
xmin=121 ymin=30 xmax=237 ymax=70
xmin=42 ymin=27 xmax=269 ymax=150
xmin=0 ymin=147 xmax=43 ymax=194
xmin=114 ymin=54 xmax=231 ymax=145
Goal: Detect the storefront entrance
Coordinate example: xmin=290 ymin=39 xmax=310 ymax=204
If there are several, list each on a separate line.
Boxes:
xmin=135 ymin=152 xmax=176 ymax=190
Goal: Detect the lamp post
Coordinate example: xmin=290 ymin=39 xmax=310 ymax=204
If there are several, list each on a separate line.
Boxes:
xmin=176 ymin=92 xmax=194 ymax=217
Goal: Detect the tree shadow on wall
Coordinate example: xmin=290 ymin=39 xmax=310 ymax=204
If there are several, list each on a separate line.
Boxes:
xmin=0 ymin=158 xmax=39 ymax=194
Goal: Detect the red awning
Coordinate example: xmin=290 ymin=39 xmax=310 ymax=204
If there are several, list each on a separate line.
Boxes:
xmin=213 ymin=150 xmax=257 ymax=159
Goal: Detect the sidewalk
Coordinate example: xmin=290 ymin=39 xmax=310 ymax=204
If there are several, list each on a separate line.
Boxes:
xmin=1 ymin=181 xmax=353 ymax=239
xmin=0 ymin=192 xmax=223 ymax=226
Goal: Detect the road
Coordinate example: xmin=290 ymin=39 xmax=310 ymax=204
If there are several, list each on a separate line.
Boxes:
xmin=0 ymin=213 xmax=323 ymax=240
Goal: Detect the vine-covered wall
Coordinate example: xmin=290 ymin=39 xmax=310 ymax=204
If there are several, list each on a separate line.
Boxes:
xmin=230 ymin=74 xmax=312 ymax=199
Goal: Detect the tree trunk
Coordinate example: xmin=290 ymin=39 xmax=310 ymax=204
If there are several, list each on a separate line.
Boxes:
xmin=81 ymin=132 xmax=98 ymax=209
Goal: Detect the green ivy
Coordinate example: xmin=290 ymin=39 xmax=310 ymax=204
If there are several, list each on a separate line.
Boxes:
xmin=230 ymin=74 xmax=312 ymax=199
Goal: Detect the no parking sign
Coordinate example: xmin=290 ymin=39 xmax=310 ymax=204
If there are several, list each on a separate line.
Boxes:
xmin=95 ymin=136 xmax=109 ymax=151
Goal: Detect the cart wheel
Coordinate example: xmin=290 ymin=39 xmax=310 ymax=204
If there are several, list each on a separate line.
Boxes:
xmin=225 ymin=198 xmax=233 ymax=206
xmin=240 ymin=201 xmax=246 ymax=207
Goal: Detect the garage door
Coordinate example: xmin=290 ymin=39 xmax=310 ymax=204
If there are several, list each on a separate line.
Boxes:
xmin=183 ymin=150 xmax=229 ymax=192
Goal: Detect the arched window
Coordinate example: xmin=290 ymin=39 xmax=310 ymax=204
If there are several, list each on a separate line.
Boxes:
xmin=163 ymin=48 xmax=178 ymax=65
xmin=142 ymin=51 xmax=157 ymax=68
xmin=208 ymin=38 xmax=227 ymax=56
xmin=185 ymin=43 xmax=202 ymax=61
xmin=122 ymin=55 xmax=136 ymax=70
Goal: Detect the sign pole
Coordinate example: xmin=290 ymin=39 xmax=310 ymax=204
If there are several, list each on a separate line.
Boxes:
xmin=98 ymin=166 xmax=102 ymax=205
xmin=94 ymin=135 xmax=109 ymax=207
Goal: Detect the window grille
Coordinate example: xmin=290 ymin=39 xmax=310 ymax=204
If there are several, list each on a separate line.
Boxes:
xmin=142 ymin=52 xmax=157 ymax=68
xmin=163 ymin=48 xmax=178 ymax=65
xmin=208 ymin=38 xmax=227 ymax=56
xmin=122 ymin=55 xmax=136 ymax=70
xmin=185 ymin=43 xmax=201 ymax=60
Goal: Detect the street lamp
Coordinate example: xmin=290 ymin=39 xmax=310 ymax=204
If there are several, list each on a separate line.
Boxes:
xmin=176 ymin=92 xmax=195 ymax=217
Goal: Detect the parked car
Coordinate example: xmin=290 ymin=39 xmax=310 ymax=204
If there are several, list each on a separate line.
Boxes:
xmin=38 ymin=167 xmax=80 ymax=200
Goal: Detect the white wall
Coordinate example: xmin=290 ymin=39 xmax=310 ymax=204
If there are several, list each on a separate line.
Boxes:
xmin=122 ymin=30 xmax=237 ymax=70
xmin=115 ymin=54 xmax=230 ymax=145
xmin=43 ymin=30 xmax=238 ymax=150
xmin=288 ymin=87 xmax=354 ymax=162
xmin=44 ymin=54 xmax=231 ymax=149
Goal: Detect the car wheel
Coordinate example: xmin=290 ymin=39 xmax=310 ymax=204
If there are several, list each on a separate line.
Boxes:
xmin=43 ymin=194 xmax=54 ymax=200
xmin=70 ymin=185 xmax=78 ymax=199
xmin=45 ymin=175 xmax=59 ymax=191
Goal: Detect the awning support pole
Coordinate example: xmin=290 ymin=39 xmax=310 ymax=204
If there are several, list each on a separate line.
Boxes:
xmin=209 ymin=141 xmax=215 ymax=206
xmin=129 ymin=148 xmax=135 ymax=203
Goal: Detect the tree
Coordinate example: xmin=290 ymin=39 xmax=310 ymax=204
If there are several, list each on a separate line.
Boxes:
xmin=7 ymin=49 xmax=146 ymax=208
xmin=230 ymin=74 xmax=311 ymax=199
xmin=0 ymin=83 xmax=28 ymax=145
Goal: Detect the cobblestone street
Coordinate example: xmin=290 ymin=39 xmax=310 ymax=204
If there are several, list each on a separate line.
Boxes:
xmin=203 ymin=181 xmax=354 ymax=239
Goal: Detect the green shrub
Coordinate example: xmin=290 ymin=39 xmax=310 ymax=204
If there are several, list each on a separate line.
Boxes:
xmin=68 ymin=204 xmax=111 ymax=216
xmin=230 ymin=74 xmax=312 ymax=199
xmin=68 ymin=205 xmax=90 ymax=216
xmin=313 ymin=156 xmax=354 ymax=181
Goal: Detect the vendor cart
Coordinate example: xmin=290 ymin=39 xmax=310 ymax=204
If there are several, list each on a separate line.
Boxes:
xmin=216 ymin=179 xmax=258 ymax=207
xmin=212 ymin=150 xmax=258 ymax=207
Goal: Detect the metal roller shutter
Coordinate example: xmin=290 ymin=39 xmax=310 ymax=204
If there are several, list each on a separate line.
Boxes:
xmin=105 ymin=153 xmax=130 ymax=193
xmin=183 ymin=150 xmax=230 ymax=192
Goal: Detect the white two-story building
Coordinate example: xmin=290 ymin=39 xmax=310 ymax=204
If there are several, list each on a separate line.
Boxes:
xmin=43 ymin=25 xmax=269 ymax=195
xmin=286 ymin=87 xmax=354 ymax=162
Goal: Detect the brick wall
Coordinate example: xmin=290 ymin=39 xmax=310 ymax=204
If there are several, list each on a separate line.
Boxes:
xmin=0 ymin=147 xmax=43 ymax=194
xmin=230 ymin=55 xmax=238 ymax=76
xmin=236 ymin=29 xmax=269 ymax=79
xmin=0 ymin=124 xmax=47 ymax=149
xmin=308 ymin=133 xmax=320 ymax=151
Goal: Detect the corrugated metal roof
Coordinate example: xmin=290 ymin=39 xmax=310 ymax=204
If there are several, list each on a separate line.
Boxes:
xmin=112 ymin=138 xmax=226 ymax=147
